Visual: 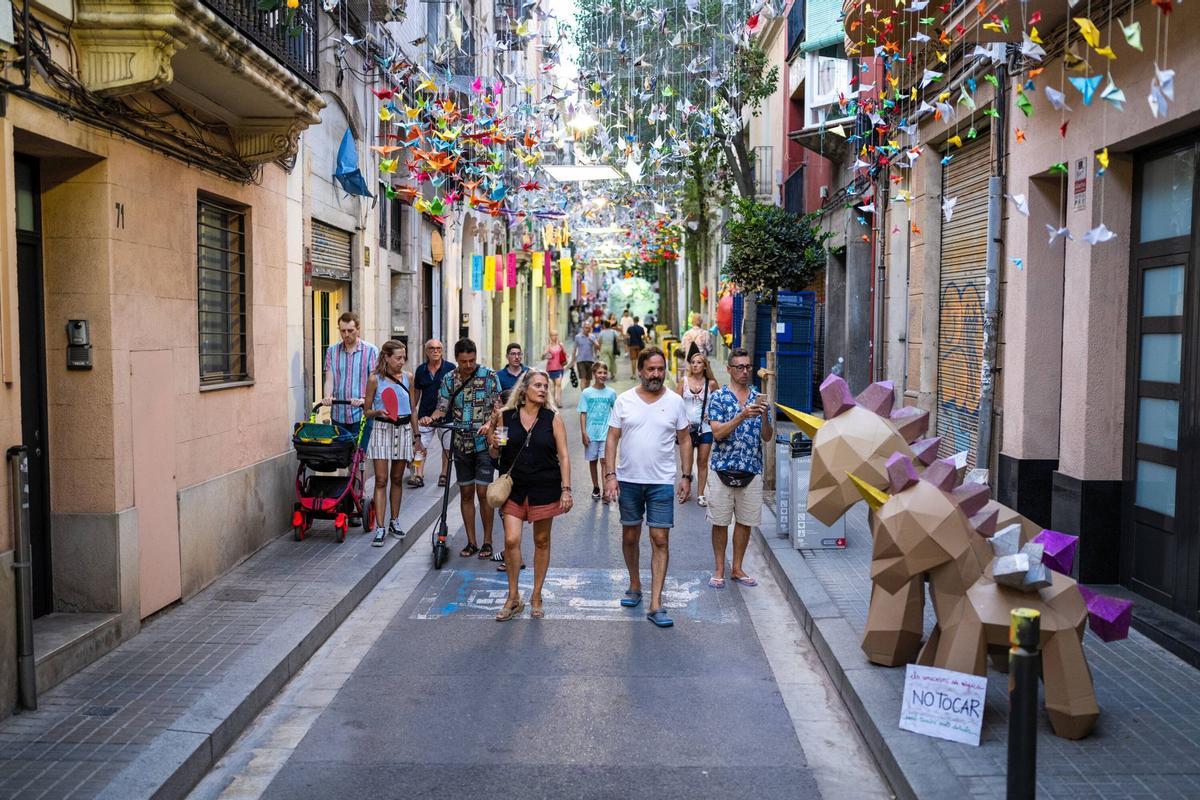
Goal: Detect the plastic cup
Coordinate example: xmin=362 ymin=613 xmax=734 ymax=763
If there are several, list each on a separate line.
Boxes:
xmin=412 ymin=451 xmax=424 ymax=469
xmin=496 ymin=425 xmax=508 ymax=446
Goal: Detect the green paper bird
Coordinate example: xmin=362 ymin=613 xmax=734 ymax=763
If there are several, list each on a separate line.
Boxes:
xmin=1016 ymin=91 xmax=1033 ymax=116
xmin=984 ymin=74 xmax=1000 ymax=88
xmin=1049 ymin=162 xmax=1069 ymax=174
xmin=983 ymin=108 xmax=1000 ymax=118
xmin=967 ymin=127 xmax=978 ymax=139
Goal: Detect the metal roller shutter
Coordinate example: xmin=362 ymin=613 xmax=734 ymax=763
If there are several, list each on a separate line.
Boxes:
xmin=311 ymin=220 xmax=352 ymax=281
xmin=936 ymin=135 xmax=991 ymax=467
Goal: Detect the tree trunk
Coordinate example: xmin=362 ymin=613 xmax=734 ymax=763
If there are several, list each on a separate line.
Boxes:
xmin=742 ymin=291 xmax=758 ymax=369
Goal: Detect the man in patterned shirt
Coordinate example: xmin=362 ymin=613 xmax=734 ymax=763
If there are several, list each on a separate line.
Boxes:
xmin=705 ymin=348 xmax=773 ymax=588
xmin=322 ymin=311 xmax=378 ymax=528
xmin=422 ymin=338 xmax=502 ymax=559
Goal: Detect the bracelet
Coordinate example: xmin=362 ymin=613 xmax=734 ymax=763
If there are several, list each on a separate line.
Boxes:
xmin=561 ymin=486 xmax=572 ymax=493
xmin=604 ymin=472 xmax=616 ymax=479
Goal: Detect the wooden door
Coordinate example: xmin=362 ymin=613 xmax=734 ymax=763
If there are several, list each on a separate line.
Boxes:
xmin=132 ymin=349 xmax=181 ymax=617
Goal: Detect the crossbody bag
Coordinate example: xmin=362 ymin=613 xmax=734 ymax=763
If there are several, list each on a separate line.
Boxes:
xmin=485 ymin=412 xmax=534 ymax=508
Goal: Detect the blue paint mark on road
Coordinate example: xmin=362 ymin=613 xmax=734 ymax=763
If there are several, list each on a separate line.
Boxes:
xmin=411 ymin=568 xmax=741 ymax=623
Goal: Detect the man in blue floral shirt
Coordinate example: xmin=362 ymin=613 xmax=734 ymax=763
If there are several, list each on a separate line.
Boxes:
xmin=705 ymin=348 xmax=774 ymax=588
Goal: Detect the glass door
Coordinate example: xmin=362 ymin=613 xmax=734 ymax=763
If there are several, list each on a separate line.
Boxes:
xmin=1124 ymin=141 xmax=1199 ymax=619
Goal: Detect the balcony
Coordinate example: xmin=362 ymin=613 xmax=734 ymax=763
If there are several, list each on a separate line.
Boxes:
xmin=73 ymin=0 xmax=325 ymax=164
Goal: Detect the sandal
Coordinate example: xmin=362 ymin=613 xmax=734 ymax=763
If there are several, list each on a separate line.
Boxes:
xmin=437 ymin=475 xmax=449 ymax=488
xmin=530 ymin=604 xmax=545 ymax=619
xmin=497 ymin=562 xmax=526 ymax=572
xmin=406 ymin=475 xmax=424 ymax=488
xmin=459 ymin=544 xmax=479 ymax=558
xmin=495 ymin=599 xmax=525 ymax=621
xmin=731 ymin=574 xmax=758 ymax=587
xmin=490 ymin=550 xmax=505 ymax=562
xmin=708 ymin=576 xmax=726 ymax=589
xmin=477 ymin=543 xmax=493 ymax=560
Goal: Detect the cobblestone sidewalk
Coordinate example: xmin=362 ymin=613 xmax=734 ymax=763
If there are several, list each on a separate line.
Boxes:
xmin=759 ymin=498 xmax=1200 ymax=800
xmin=0 ymin=454 xmax=450 ymax=800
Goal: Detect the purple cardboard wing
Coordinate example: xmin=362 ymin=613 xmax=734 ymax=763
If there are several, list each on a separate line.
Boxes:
xmin=1078 ymin=586 xmax=1133 ymax=642
xmin=1032 ymin=529 xmax=1078 ymax=575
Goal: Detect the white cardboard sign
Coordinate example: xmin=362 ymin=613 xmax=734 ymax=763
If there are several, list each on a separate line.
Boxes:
xmin=899 ymin=663 xmax=988 ymax=746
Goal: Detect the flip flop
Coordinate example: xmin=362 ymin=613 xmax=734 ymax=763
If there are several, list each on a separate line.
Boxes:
xmin=459 ymin=544 xmax=479 ymax=558
xmin=646 ymin=609 xmax=674 ymax=628
xmin=477 ymin=543 xmax=494 ymax=560
xmin=708 ymin=576 xmax=726 ymax=589
xmin=731 ymin=574 xmax=758 ymax=587
xmin=619 ymin=590 xmax=643 ymax=608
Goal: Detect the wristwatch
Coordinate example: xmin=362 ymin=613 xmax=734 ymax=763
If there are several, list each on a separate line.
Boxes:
xmin=605 ymin=472 xmax=617 ymax=479
xmin=681 ymin=473 xmax=694 ymax=481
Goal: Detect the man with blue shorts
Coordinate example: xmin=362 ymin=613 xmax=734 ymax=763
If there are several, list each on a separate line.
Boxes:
xmin=579 ymin=362 xmax=616 ymax=501
xmin=603 ymin=347 xmax=692 ymax=627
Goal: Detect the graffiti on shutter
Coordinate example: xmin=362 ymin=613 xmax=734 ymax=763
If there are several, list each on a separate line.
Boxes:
xmin=936 ymin=135 xmax=990 ymax=468
xmin=311 ymin=220 xmax=352 ymax=281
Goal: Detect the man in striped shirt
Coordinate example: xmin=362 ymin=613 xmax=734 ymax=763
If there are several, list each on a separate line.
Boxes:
xmin=322 ymin=311 xmax=379 ymax=428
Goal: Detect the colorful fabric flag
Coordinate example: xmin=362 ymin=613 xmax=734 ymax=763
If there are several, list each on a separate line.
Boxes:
xmin=543 ymin=252 xmax=553 ymax=287
xmin=484 ymin=255 xmax=496 ymax=292
xmin=471 ymin=254 xmax=483 ymax=291
xmin=532 ymin=252 xmax=544 ymax=288
xmin=506 ymin=252 xmax=518 ymax=287
xmin=495 ymin=255 xmax=506 ymax=291
xmin=560 ymin=256 xmax=573 ymax=295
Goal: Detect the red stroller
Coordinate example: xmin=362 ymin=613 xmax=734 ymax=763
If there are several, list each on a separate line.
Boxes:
xmin=291 ymin=400 xmax=368 ymax=543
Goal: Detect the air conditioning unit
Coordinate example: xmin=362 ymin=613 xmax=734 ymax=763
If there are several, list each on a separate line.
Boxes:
xmin=803 ymin=53 xmax=853 ymax=130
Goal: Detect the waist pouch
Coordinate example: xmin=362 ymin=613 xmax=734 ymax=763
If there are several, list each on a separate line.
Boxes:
xmin=716 ymin=470 xmax=756 ymax=488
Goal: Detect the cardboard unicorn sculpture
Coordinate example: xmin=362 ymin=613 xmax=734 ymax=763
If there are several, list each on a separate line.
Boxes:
xmin=777 ymin=374 xmax=1133 ymax=740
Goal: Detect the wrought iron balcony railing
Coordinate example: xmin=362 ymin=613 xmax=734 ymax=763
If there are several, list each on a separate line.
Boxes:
xmin=203 ymin=0 xmax=320 ymax=87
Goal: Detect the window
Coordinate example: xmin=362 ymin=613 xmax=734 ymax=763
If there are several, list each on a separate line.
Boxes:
xmin=197 ymin=197 xmax=249 ymax=384
xmin=804 ymin=53 xmax=852 ymax=129
xmin=754 ymin=146 xmax=775 ymax=201
xmin=390 ymin=196 xmax=404 ymax=252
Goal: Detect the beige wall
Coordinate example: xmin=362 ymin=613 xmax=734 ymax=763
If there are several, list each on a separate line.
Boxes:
xmin=1000 ymin=2 xmax=1200 ymax=479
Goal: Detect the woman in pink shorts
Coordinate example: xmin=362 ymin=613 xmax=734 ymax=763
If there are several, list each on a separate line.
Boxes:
xmin=540 ymin=330 xmax=568 ymax=406
xmin=486 ymin=370 xmax=573 ymax=620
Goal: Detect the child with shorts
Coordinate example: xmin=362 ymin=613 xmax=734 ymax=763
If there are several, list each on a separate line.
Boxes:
xmin=578 ymin=362 xmax=617 ymax=501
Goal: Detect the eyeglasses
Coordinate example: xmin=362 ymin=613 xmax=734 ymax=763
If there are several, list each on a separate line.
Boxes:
xmin=729 ymin=364 xmax=752 ymax=371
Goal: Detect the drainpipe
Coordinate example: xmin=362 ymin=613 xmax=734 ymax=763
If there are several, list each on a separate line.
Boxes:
xmin=7 ymin=446 xmax=36 ymax=710
xmin=976 ymin=55 xmax=1009 ymax=474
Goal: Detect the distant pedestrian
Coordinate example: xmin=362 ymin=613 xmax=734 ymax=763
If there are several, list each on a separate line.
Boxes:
xmin=497 ymin=342 xmax=529 ymax=399
xmin=620 ymin=308 xmax=634 ymax=335
xmin=596 ymin=319 xmax=619 ymax=376
xmin=678 ymin=313 xmax=712 ymax=378
xmin=706 ymin=348 xmax=773 ymax=588
xmin=678 ymin=348 xmax=718 ymax=507
xmin=568 ymin=304 xmax=581 ymax=337
xmin=364 ymin=340 xmax=421 ymax=546
xmin=603 ymin=347 xmax=693 ymax=628
xmin=625 ymin=316 xmax=646 ymax=379
xmin=644 ymin=312 xmax=657 ymax=344
xmin=541 ymin=331 xmax=568 ymax=406
xmin=422 ymin=338 xmax=501 ymax=561
xmin=487 ymin=370 xmax=573 ymax=620
xmin=411 ymin=339 xmax=454 ymax=488
xmin=573 ymin=320 xmax=598 ymax=385
xmin=578 ymin=362 xmax=616 ymax=501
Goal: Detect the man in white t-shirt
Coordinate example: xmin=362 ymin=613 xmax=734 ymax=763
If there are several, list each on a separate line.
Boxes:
xmin=603 ymin=347 xmax=693 ymax=628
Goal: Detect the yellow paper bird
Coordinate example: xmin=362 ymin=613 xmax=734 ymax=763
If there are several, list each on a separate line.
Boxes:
xmin=937 ymin=91 xmax=951 ymax=102
xmin=1097 ymin=147 xmax=1110 ymax=171
xmin=1094 ymin=45 xmax=1117 ymax=60
xmin=1030 ymin=27 xmax=1044 ymax=44
xmin=404 ymin=106 xmax=420 ymax=120
xmin=948 ymin=135 xmax=963 ymax=148
xmin=416 ymin=79 xmax=438 ymax=92
xmin=378 ymin=106 xmax=393 ymax=121
xmin=936 ymin=51 xmax=948 ymax=64
xmin=379 ymin=158 xmax=398 ymax=173
xmin=1074 ymin=18 xmax=1101 ymax=48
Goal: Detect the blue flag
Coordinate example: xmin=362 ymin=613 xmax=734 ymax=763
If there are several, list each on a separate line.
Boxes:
xmin=333 ymin=129 xmax=373 ymax=197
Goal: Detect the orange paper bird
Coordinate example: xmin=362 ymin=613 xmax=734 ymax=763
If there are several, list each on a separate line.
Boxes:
xmin=1015 ymin=128 xmax=1027 ymax=143
xmin=371 ymin=145 xmax=403 ymax=155
xmin=394 ymin=185 xmax=419 ymax=202
xmin=911 ymin=222 xmax=922 ymax=236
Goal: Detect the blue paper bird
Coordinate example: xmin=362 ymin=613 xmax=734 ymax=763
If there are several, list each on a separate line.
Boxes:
xmin=333 ymin=129 xmax=372 ymax=198
xmin=1068 ymin=75 xmax=1103 ymax=105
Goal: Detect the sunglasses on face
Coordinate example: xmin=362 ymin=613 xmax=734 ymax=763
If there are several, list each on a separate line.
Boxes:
xmin=729 ymin=364 xmax=752 ymax=371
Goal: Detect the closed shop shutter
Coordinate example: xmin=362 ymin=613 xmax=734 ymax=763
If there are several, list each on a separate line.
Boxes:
xmin=936 ymin=135 xmax=991 ymax=467
xmin=311 ymin=220 xmax=352 ymax=281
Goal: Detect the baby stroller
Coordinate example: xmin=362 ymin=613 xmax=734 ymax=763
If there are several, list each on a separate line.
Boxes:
xmin=291 ymin=400 xmax=368 ymax=543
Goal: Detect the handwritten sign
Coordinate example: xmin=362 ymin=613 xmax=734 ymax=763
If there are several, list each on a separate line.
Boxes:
xmin=899 ymin=663 xmax=987 ymax=746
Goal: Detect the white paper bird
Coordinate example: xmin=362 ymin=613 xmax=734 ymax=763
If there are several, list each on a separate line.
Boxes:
xmin=1083 ymin=223 xmax=1116 ymax=245
xmin=1044 ymin=86 xmax=1072 ymax=112
xmin=942 ymin=196 xmax=958 ymax=222
xmin=1046 ymin=224 xmax=1073 ymax=245
xmin=1009 ymin=193 xmax=1030 ymax=216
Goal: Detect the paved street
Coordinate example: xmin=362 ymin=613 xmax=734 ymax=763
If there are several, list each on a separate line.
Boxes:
xmin=188 ymin=380 xmax=891 ymax=800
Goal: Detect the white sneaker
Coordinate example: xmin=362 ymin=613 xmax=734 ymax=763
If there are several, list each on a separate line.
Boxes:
xmin=697 ymin=495 xmax=708 ymax=507
xmin=371 ymin=527 xmax=386 ymax=547
xmin=389 ymin=519 xmax=405 ymax=539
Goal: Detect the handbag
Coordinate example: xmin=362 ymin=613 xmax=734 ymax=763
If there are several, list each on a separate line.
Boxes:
xmin=716 ymin=470 xmax=757 ymax=488
xmin=569 ymin=366 xmax=579 ymax=387
xmin=485 ymin=413 xmax=533 ymax=508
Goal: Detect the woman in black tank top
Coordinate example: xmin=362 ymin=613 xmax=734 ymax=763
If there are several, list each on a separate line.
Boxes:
xmin=486 ymin=370 xmax=573 ymax=620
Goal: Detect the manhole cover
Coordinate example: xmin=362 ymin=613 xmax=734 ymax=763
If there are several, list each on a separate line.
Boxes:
xmin=215 ymin=587 xmax=264 ymax=603
xmin=81 ymin=706 xmax=120 ymax=717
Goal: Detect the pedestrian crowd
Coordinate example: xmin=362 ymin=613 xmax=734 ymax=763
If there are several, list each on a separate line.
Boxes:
xmin=318 ymin=307 xmax=770 ymax=627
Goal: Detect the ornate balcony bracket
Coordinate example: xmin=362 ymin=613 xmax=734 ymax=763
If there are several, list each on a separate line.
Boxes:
xmin=73 ymin=0 xmax=324 ymax=163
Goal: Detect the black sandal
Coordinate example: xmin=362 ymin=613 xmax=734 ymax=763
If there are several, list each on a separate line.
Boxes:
xmin=437 ymin=475 xmax=449 ymax=487
xmin=477 ymin=543 xmax=493 ymax=560
xmin=407 ymin=475 xmax=424 ymax=488
xmin=498 ymin=562 xmax=527 ymax=572
xmin=459 ymin=544 xmax=479 ymax=558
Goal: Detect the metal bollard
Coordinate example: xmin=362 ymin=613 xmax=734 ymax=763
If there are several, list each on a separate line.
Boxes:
xmin=1007 ymin=608 xmax=1041 ymax=800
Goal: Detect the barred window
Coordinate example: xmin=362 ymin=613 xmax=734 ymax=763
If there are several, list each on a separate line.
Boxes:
xmin=197 ymin=197 xmax=249 ymax=384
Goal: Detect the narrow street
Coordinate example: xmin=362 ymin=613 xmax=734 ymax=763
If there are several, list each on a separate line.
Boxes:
xmin=187 ymin=380 xmax=890 ymax=800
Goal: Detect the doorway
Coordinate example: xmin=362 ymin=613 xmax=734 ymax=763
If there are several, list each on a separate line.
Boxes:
xmin=14 ymin=155 xmax=52 ymax=618
xmin=1123 ymin=138 xmax=1200 ymax=621
xmin=311 ymin=279 xmax=348 ymax=409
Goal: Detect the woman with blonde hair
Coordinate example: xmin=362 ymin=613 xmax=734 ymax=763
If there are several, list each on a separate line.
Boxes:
xmin=486 ymin=369 xmax=572 ymax=620
xmin=678 ymin=346 xmax=718 ymax=506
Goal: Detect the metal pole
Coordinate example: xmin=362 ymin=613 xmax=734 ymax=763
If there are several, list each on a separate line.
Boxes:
xmin=1007 ymin=607 xmax=1040 ymax=800
xmin=8 ymin=446 xmax=36 ymax=710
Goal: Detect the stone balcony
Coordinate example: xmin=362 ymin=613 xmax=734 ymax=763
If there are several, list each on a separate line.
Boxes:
xmin=72 ymin=0 xmax=324 ymax=164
